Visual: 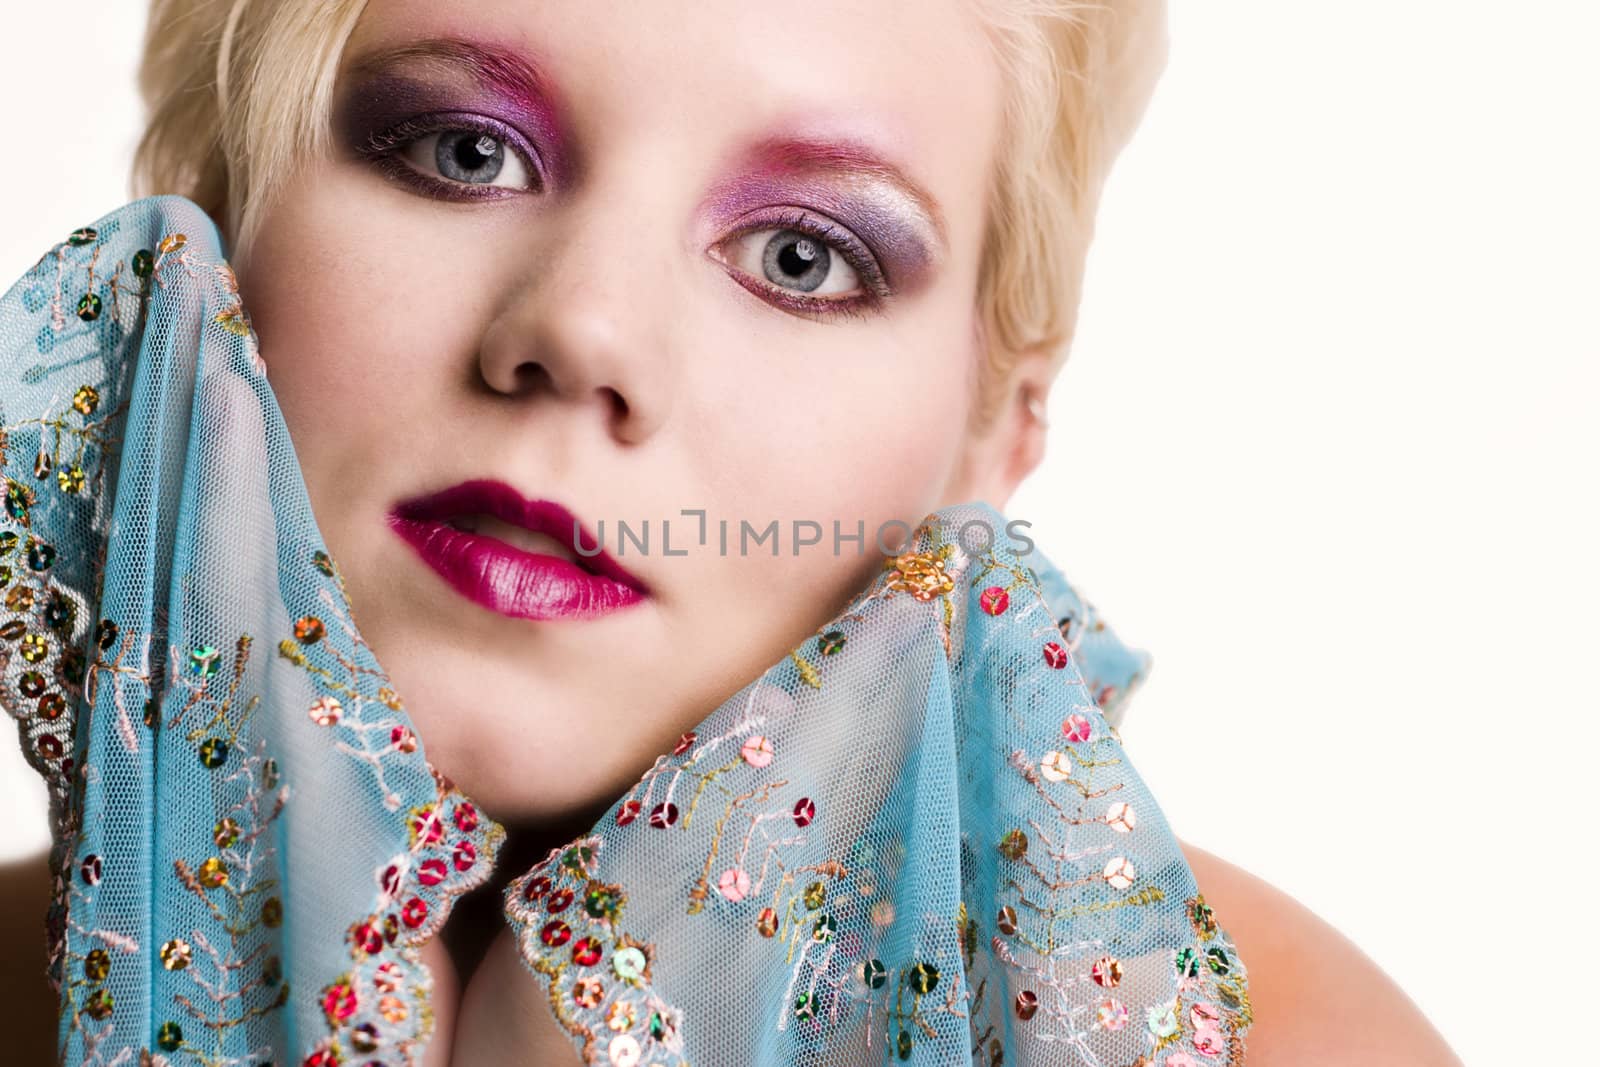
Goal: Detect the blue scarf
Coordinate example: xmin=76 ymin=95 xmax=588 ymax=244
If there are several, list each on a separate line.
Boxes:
xmin=1 ymin=196 xmax=1252 ymax=1066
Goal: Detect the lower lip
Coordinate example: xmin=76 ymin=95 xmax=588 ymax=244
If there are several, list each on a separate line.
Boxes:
xmin=387 ymin=516 xmax=646 ymax=620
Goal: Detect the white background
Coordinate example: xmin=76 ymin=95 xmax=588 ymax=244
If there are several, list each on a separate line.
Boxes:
xmin=3 ymin=4 xmax=1596 ymax=1064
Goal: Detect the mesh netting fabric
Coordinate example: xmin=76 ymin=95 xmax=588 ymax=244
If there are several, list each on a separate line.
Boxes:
xmin=2 ymin=195 xmax=1252 ymax=1066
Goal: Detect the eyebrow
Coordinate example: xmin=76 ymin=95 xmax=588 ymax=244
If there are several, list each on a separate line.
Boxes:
xmin=341 ymin=36 xmax=554 ymax=106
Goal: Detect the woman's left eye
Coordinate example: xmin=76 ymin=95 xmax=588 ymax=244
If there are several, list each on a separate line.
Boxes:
xmin=721 ymin=227 xmax=864 ymax=298
xmin=397 ymin=129 xmax=535 ymax=191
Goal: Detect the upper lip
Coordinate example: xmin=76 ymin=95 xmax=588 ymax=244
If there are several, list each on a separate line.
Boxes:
xmin=390 ymin=479 xmax=649 ymax=594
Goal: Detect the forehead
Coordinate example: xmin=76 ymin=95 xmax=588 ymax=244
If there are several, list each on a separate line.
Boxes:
xmin=342 ymin=0 xmax=1003 ymax=233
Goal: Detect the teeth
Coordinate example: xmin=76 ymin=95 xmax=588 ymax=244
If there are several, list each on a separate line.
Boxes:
xmin=445 ymin=513 xmax=579 ymax=562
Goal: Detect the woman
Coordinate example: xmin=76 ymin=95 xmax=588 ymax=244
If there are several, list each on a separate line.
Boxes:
xmin=2 ymin=0 xmax=1461 ymax=1063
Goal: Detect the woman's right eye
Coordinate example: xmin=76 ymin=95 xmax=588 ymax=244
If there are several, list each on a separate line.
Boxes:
xmin=395 ymin=129 xmax=537 ymax=192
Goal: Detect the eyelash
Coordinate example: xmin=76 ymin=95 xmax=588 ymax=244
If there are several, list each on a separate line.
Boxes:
xmin=356 ymin=119 xmax=890 ymax=319
xmin=357 ymin=113 xmax=544 ymax=201
xmin=721 ymin=207 xmax=891 ymax=320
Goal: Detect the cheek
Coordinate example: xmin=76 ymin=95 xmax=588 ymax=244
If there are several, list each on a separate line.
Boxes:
xmin=233 ymin=170 xmax=514 ymax=500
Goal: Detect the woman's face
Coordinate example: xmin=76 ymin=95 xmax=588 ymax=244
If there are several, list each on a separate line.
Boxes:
xmin=233 ymin=0 xmax=1011 ymax=822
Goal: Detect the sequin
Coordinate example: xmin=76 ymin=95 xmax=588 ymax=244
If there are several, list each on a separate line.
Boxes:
xmin=294 ymin=616 xmax=325 ymax=643
xmin=547 ymin=887 xmax=575 ymax=912
xmin=1206 ymin=946 xmax=1231 ymax=975
xmin=1103 ymin=855 xmax=1136 ymax=890
xmin=980 ymin=586 xmax=1010 ymax=615
xmin=574 ymin=977 xmax=604 ymax=1008
xmin=56 ymin=465 xmax=85 ymax=493
xmin=198 ymin=857 xmax=229 ymax=888
xmin=1096 ymin=997 xmax=1128 ymax=1030
xmin=885 ymin=550 xmax=955 ymax=601
xmin=189 ymin=645 xmax=221 ymax=677
xmin=998 ymin=828 xmax=1028 ymax=860
xmin=1043 ymin=641 xmax=1069 ymax=669
xmin=861 ymin=958 xmax=888 ymax=988
xmin=75 ymin=294 xmax=102 ymax=321
xmin=83 ymin=948 xmax=110 ymax=981
xmin=608 ymin=1034 xmax=641 ymax=1066
xmin=672 ymin=731 xmax=697 ymax=755
xmin=80 ymin=855 xmax=101 ymax=884
xmin=1193 ymin=1027 xmax=1227 ymax=1056
xmin=523 ymin=875 xmax=552 ymax=903
xmin=820 ymin=629 xmax=846 ymax=655
xmin=812 ymin=914 xmax=837 ymax=942
xmin=606 ymin=1000 xmax=636 ymax=1032
xmin=132 ymin=249 xmax=154 ymax=278
xmin=1092 ymin=955 xmax=1123 ymax=987
xmin=572 ymin=936 xmax=603 ymax=966
xmin=1014 ymin=990 xmax=1039 ymax=1020
xmin=718 ymin=867 xmax=751 ymax=901
xmin=1147 ymin=1000 xmax=1181 ymax=1039
xmin=1039 ymin=750 xmax=1072 ymax=782
xmin=1062 ymin=713 xmax=1093 ymax=743
xmin=84 ymin=989 xmax=113 ymax=1019
xmin=199 ymin=737 xmax=229 ymax=768
xmin=896 ymin=1030 xmax=913 ymax=1059
xmin=67 ymin=227 xmax=97 ymax=246
xmin=612 ymin=945 xmax=648 ymax=982
xmin=648 ymin=802 xmax=678 ymax=829
xmin=793 ymin=992 xmax=815 ymax=1021
xmin=740 ymin=734 xmax=775 ymax=767
xmin=541 ymin=920 xmax=572 ymax=947
xmin=158 ymin=233 xmax=187 ymax=254
xmin=402 ymin=897 xmax=429 ymax=928
xmin=585 ymin=882 xmax=623 ymax=922
xmin=792 ymin=796 xmax=816 ymax=826
xmin=157 ymin=1021 xmax=182 ymax=1052
xmin=757 ymin=907 xmax=779 ymax=937
xmin=20 ymin=632 xmax=47 ymax=660
xmin=160 ymin=938 xmax=192 ymax=970
xmin=351 ymin=1023 xmax=380 ymax=1053
xmin=1105 ymin=800 xmax=1137 ymax=833
xmin=616 ymin=799 xmax=642 ymax=826
xmin=997 ymin=905 xmax=1018 ymax=936
xmin=454 ymin=801 xmax=480 ymax=833
xmin=391 ymin=724 xmax=418 ymax=752
xmin=307 ymin=695 xmax=342 ymax=726
xmin=802 ymin=881 xmax=827 ymax=909
xmin=322 ymin=979 xmax=358 ymax=1024
xmin=908 ymin=962 xmax=940 ymax=995
xmin=72 ymin=385 xmax=99 ymax=415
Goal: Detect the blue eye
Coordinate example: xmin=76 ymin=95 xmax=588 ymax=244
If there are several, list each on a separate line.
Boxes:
xmin=728 ymin=228 xmax=863 ymax=296
xmin=399 ymin=129 xmax=536 ymax=190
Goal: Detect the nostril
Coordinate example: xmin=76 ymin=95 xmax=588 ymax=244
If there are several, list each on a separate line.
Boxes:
xmin=601 ymin=386 xmax=629 ymax=421
xmin=511 ymin=361 xmax=556 ymax=394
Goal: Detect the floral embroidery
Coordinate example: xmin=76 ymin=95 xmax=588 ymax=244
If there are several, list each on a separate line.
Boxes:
xmin=505 ymin=839 xmax=688 ymax=1066
xmin=2 ymin=201 xmax=507 ymax=1067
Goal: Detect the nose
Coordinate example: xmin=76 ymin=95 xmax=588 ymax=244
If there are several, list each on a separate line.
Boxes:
xmin=476 ymin=195 xmax=677 ymax=446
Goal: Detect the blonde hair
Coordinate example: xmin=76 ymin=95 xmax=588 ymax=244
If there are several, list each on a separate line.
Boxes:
xmin=134 ymin=0 xmax=1167 ymax=428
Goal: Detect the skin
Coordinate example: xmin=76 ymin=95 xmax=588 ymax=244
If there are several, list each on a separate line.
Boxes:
xmin=2 ymin=0 xmax=1463 ymax=1063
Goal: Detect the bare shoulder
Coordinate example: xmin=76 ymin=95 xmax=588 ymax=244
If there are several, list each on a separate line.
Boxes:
xmin=1177 ymin=838 xmax=1462 ymax=1067
xmin=0 ymin=849 xmax=59 ymax=1064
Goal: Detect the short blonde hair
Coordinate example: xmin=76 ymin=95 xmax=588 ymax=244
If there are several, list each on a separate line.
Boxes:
xmin=134 ymin=0 xmax=1166 ymax=428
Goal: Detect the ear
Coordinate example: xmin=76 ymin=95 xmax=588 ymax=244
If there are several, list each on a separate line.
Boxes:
xmin=944 ymin=354 xmax=1053 ymax=511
